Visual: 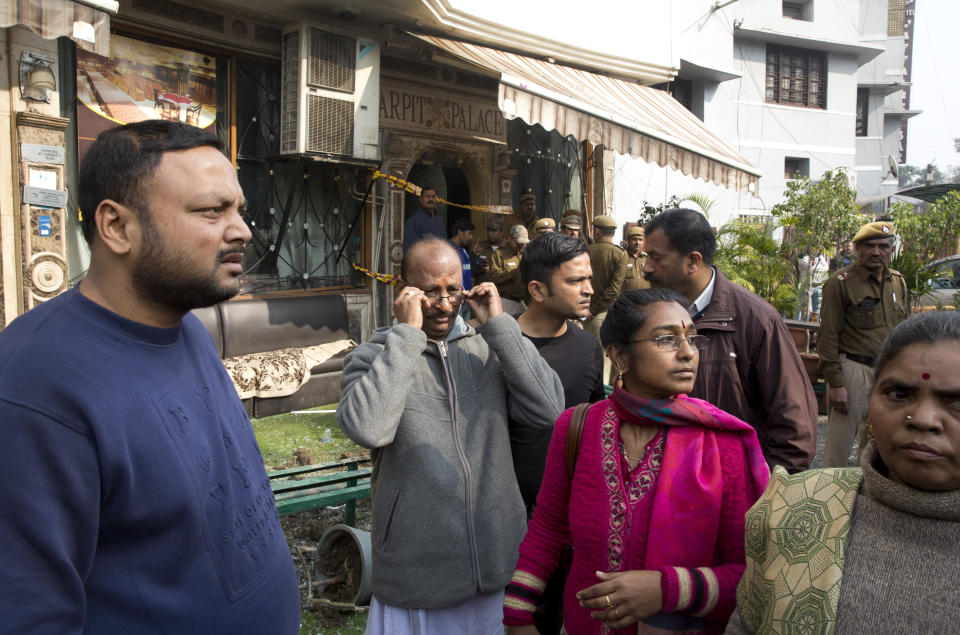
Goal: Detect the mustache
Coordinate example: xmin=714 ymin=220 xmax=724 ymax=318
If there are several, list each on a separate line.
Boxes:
xmin=217 ymin=246 xmax=246 ymax=259
xmin=643 ymin=272 xmax=664 ymax=285
xmin=424 ymin=308 xmax=457 ymax=320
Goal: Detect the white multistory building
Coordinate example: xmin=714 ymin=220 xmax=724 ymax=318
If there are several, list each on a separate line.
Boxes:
xmin=614 ymin=0 xmax=916 ymax=229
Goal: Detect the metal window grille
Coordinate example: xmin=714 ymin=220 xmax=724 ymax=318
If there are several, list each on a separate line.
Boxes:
xmin=765 ymin=45 xmax=826 ymax=109
xmin=855 ymin=88 xmax=869 ymax=137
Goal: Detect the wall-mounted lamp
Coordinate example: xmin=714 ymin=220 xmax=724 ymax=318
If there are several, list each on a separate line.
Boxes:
xmin=20 ymin=52 xmax=57 ymax=103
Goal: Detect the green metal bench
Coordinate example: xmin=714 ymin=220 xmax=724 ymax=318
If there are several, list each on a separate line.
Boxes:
xmin=269 ymin=455 xmax=372 ymax=526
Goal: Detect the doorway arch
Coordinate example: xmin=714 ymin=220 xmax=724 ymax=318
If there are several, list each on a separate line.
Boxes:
xmin=404 ymin=144 xmax=485 ymax=239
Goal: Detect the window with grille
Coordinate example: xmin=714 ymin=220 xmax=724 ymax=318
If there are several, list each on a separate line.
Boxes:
xmin=856 ymin=88 xmax=869 ymax=137
xmin=887 ymin=0 xmax=906 ymax=36
xmin=765 ymin=45 xmax=826 ymax=109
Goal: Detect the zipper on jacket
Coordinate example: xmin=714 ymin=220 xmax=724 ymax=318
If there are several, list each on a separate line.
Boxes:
xmin=435 ymin=340 xmax=483 ymax=587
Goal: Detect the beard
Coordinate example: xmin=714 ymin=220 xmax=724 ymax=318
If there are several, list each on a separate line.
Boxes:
xmin=131 ymin=219 xmax=243 ymax=314
xmin=643 ymin=272 xmax=665 ymax=286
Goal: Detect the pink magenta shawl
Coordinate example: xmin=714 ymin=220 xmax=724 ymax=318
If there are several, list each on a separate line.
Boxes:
xmin=607 ymin=383 xmax=770 ymax=570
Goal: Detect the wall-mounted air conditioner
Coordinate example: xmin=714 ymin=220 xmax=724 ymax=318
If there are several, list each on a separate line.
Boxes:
xmin=280 ymin=23 xmax=380 ymax=160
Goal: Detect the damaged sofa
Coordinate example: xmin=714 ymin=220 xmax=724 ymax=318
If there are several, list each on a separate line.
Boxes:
xmin=191 ymin=294 xmax=355 ymax=419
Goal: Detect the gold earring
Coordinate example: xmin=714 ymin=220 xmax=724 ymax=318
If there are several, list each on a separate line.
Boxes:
xmin=866 ymin=422 xmax=874 ymax=438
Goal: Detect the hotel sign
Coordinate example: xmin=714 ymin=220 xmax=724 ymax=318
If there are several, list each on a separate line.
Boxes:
xmin=379 ymin=80 xmax=506 ymax=142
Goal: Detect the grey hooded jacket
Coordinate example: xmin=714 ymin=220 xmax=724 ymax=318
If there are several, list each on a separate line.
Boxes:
xmin=337 ymin=313 xmax=563 ymax=609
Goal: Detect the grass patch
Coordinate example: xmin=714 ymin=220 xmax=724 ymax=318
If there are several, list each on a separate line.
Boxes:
xmin=251 ymin=404 xmax=364 ymax=470
xmin=254 ymin=405 xmax=371 ymax=634
xmin=298 ymin=609 xmax=367 ymax=635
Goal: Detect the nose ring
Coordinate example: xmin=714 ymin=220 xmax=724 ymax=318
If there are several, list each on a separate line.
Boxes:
xmin=905 ymin=415 xmax=912 ymax=424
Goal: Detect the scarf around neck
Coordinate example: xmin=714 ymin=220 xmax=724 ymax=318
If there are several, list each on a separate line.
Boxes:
xmin=607 ymin=383 xmax=770 ymax=569
xmin=861 ymin=440 xmax=960 ymax=521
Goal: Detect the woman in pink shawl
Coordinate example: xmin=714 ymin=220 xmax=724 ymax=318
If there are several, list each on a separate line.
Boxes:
xmin=504 ymin=288 xmax=770 ymax=635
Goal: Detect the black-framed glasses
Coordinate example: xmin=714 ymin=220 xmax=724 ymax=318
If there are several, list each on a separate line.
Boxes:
xmin=630 ymin=334 xmax=709 ymax=351
xmin=424 ymin=290 xmax=464 ymax=305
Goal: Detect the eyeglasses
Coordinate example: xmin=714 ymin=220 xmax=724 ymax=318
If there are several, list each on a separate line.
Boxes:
xmin=424 ymin=290 xmax=464 ymax=305
xmin=630 ymin=334 xmax=709 ymax=351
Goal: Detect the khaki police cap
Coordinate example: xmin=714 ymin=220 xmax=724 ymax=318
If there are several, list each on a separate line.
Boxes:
xmin=519 ymin=192 xmax=536 ymax=203
xmin=510 ymin=224 xmax=530 ymax=243
xmin=486 ymin=217 xmax=504 ymax=230
xmin=593 ymin=215 xmax=617 ymax=229
xmin=852 ymin=221 xmax=896 ymax=244
xmin=626 ymin=226 xmax=644 ymax=238
xmin=561 ymin=216 xmax=582 ymax=230
xmin=534 ymin=217 xmax=556 ymax=229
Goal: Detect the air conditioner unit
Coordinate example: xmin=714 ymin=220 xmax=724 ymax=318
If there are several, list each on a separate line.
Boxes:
xmin=280 ymin=23 xmax=380 ymax=160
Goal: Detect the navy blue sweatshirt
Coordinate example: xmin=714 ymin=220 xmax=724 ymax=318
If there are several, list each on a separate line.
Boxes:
xmin=0 ymin=289 xmax=299 ymax=633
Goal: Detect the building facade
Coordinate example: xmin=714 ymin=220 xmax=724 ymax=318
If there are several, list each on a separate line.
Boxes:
xmin=0 ymin=0 xmax=761 ymax=335
xmin=614 ymin=0 xmax=916 ymax=228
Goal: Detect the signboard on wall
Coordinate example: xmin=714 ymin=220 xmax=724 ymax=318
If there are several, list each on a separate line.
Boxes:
xmin=76 ymin=34 xmax=218 ymax=162
xmin=379 ymin=80 xmax=506 ymax=143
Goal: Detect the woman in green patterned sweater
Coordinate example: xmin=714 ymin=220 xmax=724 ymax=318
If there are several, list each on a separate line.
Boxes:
xmin=726 ymin=310 xmax=960 ymax=634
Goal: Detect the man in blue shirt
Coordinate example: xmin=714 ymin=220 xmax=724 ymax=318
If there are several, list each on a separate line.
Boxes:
xmin=449 ymin=218 xmax=476 ymax=291
xmin=403 ymin=186 xmax=446 ymax=252
xmin=0 ymin=120 xmax=299 ymax=633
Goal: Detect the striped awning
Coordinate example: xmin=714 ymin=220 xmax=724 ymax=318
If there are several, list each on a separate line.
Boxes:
xmin=1 ymin=0 xmax=114 ymax=56
xmin=416 ymin=35 xmax=761 ymax=194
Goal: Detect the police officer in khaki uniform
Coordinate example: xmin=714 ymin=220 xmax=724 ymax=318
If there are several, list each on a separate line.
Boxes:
xmin=502 ymin=192 xmax=538 ymax=239
xmin=489 ymin=224 xmax=529 ymax=302
xmin=584 ymin=215 xmax=627 ymax=342
xmin=819 ymin=221 xmax=909 ymax=466
xmin=622 ymin=226 xmax=650 ymax=293
xmin=560 ymin=214 xmax=582 ymax=239
xmin=533 ymin=217 xmax=556 ymax=236
xmin=473 ymin=217 xmax=505 ymax=282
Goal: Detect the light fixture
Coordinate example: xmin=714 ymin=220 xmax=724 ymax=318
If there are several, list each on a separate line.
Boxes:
xmin=20 ymin=52 xmax=56 ymax=103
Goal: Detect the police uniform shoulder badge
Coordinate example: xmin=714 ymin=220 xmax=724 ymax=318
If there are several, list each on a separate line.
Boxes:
xmin=837 ymin=271 xmax=849 ymax=280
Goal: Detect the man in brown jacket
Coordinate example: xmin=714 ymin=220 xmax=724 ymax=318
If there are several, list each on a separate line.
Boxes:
xmin=643 ymin=208 xmax=817 ymax=472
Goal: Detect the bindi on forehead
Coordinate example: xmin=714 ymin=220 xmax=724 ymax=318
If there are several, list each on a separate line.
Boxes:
xmin=923 ymin=373 xmax=931 ymax=381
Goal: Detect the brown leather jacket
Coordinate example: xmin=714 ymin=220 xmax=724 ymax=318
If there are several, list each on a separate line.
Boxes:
xmin=691 ymin=268 xmax=817 ymax=472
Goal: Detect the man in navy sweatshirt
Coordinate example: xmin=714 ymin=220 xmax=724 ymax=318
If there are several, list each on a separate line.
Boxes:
xmin=0 ymin=121 xmax=300 ymax=633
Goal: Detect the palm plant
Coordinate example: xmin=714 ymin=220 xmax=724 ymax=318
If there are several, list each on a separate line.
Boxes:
xmin=714 ymin=220 xmax=798 ymax=316
xmin=681 ymin=193 xmax=719 ymax=223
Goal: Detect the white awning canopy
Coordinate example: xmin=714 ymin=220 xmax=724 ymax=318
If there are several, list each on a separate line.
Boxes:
xmin=1 ymin=0 xmax=113 ymax=56
xmin=416 ymin=34 xmax=761 ymax=194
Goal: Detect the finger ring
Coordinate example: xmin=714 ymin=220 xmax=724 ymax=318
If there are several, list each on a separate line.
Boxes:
xmin=407 ymin=290 xmax=415 ymax=296
xmin=605 ymin=594 xmax=612 ymax=608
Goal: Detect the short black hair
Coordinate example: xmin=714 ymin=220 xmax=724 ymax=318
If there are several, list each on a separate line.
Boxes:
xmin=520 ymin=232 xmax=587 ymax=295
xmin=600 ymin=287 xmax=688 ymax=351
xmin=451 ymin=218 xmax=475 ymax=235
xmin=400 ymin=237 xmax=458 ymax=280
xmin=874 ymin=311 xmax=960 ymax=384
xmin=421 ymin=186 xmax=437 ymax=195
xmin=78 ymin=120 xmax=224 ymax=245
xmin=644 ymin=208 xmax=716 ymax=264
